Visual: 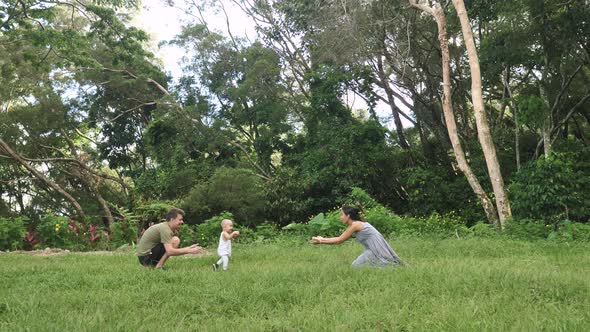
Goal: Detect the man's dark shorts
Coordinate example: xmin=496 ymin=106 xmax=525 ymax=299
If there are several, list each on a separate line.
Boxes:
xmin=138 ymin=243 xmax=166 ymax=266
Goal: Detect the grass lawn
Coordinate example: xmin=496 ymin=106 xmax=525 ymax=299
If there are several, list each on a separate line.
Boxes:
xmin=1 ymin=238 xmax=589 ymax=331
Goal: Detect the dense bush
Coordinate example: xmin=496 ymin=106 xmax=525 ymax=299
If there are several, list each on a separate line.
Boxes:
xmin=502 ymin=219 xmax=552 ymax=240
xmin=0 ymin=217 xmax=27 ymax=250
xmin=346 ymin=187 xmax=381 ymax=209
xmin=469 ymin=222 xmax=497 ymax=238
xmin=401 ymin=165 xmax=485 ymax=225
xmin=135 ymin=202 xmax=175 ymax=229
xmin=182 ymin=168 xmax=266 ymax=226
xmin=509 ymin=154 xmax=590 ymax=224
xmin=36 ymin=215 xmax=84 ymax=250
xmin=108 ymin=221 xmax=138 ymax=248
xmin=177 ymin=224 xmax=198 ymax=247
xmin=264 ymin=166 xmax=316 ymax=226
xmin=547 ymin=220 xmax=590 ymax=242
xmin=390 ymin=213 xmax=469 ymax=238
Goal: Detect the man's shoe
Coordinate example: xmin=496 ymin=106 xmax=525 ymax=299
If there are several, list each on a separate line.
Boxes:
xmin=212 ymin=263 xmax=218 ymax=271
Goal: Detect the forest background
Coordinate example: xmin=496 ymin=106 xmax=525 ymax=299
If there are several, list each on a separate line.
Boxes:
xmin=1 ymin=0 xmax=590 ymax=250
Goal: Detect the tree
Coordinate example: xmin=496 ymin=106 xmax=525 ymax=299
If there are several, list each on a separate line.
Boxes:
xmin=450 ymin=0 xmax=512 ymax=227
xmin=0 ymin=0 xmax=165 ymax=222
xmin=409 ymin=0 xmax=500 ymax=226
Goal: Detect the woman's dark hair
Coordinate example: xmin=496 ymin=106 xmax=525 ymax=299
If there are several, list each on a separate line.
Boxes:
xmin=341 ymin=205 xmax=363 ymax=221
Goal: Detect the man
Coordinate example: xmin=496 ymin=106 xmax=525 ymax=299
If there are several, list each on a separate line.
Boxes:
xmin=137 ymin=208 xmax=202 ymax=269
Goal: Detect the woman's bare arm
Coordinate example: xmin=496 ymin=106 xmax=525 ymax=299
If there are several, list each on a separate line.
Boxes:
xmin=311 ymin=222 xmax=363 ymax=244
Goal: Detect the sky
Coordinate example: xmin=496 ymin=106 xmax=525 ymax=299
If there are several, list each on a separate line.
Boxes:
xmin=134 ymin=1 xmax=412 ymax=129
xmin=134 ymin=0 xmax=255 ymax=80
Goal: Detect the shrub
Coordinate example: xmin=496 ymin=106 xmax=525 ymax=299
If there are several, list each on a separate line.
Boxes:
xmin=108 ymin=222 xmax=138 ymax=248
xmin=509 ymin=154 xmax=590 ymax=224
xmin=469 ymin=222 xmax=497 ymax=238
xmin=363 ymin=206 xmax=398 ymax=236
xmin=177 ymin=224 xmax=198 ymax=247
xmin=346 ymin=187 xmax=382 ymax=209
xmin=401 ymin=166 xmax=485 ymax=224
xmin=264 ymin=166 xmax=315 ymax=226
xmin=0 ymin=217 xmax=27 ymax=250
xmin=182 ymin=168 xmax=266 ymax=226
xmin=181 ymin=183 xmax=211 ymax=224
xmin=571 ymin=223 xmax=590 ymax=241
xmin=252 ymin=223 xmax=280 ymax=242
xmin=36 ymin=214 xmax=85 ymax=250
xmin=103 ymin=207 xmax=142 ymax=248
xmin=502 ymin=219 xmax=551 ymax=240
xmin=135 ymin=202 xmax=175 ymax=229
xmin=548 ymin=220 xmax=590 ymax=242
xmin=391 ymin=213 xmax=468 ymax=238
xmin=282 ymin=210 xmax=345 ymax=238
xmin=282 ymin=188 xmax=469 ymax=240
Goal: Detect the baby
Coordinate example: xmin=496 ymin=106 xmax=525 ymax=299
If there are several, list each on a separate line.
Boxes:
xmin=213 ymin=219 xmax=240 ymax=271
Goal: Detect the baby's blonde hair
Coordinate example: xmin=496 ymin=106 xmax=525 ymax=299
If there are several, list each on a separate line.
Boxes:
xmin=221 ymin=219 xmax=233 ymax=227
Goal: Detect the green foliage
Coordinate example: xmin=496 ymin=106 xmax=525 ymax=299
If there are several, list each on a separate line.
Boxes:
xmin=469 ymin=222 xmax=497 ymax=238
xmin=134 ymin=202 xmax=174 ymax=229
xmin=108 ymin=221 xmax=137 ymax=248
xmin=363 ymin=206 xmax=399 ymax=236
xmin=401 ymin=165 xmax=485 ymax=224
xmin=547 ymin=220 xmax=590 ymax=242
xmin=277 ymin=120 xmax=402 ymax=221
xmin=35 ymin=215 xmax=93 ymax=250
xmin=308 ymin=211 xmax=347 ymax=237
xmin=346 ymin=187 xmax=381 ymax=209
xmin=282 ymin=210 xmax=345 ymax=238
xmin=516 ymin=94 xmax=549 ymax=129
xmin=207 ymin=168 xmax=265 ymax=225
xmin=251 ymin=223 xmax=280 ymax=242
xmin=503 ymin=219 xmax=552 ymax=240
xmin=35 ymin=215 xmax=72 ymax=249
xmin=264 ymin=166 xmax=315 ymax=226
xmin=282 ymin=189 xmax=470 ymax=239
xmin=0 ymin=217 xmax=27 ymax=250
xmin=177 ymin=224 xmax=198 ymax=247
xmin=182 ymin=168 xmax=266 ymax=226
xmin=509 ymin=154 xmax=590 ymax=223
xmin=181 ymin=183 xmax=210 ymax=223
xmin=391 ymin=213 xmax=469 ymax=239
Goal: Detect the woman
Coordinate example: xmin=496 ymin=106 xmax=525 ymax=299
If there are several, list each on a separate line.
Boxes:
xmin=311 ymin=205 xmax=403 ymax=267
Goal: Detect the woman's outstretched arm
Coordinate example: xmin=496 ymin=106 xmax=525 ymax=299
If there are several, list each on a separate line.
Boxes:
xmin=311 ymin=222 xmax=363 ymax=244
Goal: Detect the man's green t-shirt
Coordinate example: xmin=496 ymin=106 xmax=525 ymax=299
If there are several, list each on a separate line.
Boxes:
xmin=137 ymin=222 xmax=174 ymax=256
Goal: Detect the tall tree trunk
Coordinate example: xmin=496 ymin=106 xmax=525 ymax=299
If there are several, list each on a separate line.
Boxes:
xmin=61 ymin=130 xmax=115 ymax=226
xmin=376 ymin=56 xmax=411 ymax=150
xmin=451 ymin=0 xmax=512 ymax=228
xmin=89 ymin=179 xmax=114 ymax=227
xmin=408 ymin=1 xmax=499 ymax=226
xmin=0 ymin=139 xmax=86 ymax=219
xmin=539 ymin=79 xmax=553 ymax=157
xmin=503 ymin=72 xmax=521 ymax=171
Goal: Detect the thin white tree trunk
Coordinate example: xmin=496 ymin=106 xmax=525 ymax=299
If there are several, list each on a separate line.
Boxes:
xmin=503 ymin=71 xmax=521 ymax=171
xmin=408 ymin=0 xmax=499 ymax=226
xmin=451 ymin=0 xmax=512 ymax=228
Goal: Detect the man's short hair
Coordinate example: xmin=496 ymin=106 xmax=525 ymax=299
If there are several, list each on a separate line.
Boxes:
xmin=165 ymin=208 xmax=185 ymax=221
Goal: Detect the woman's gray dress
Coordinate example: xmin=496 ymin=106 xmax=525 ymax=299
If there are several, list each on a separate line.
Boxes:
xmin=352 ymin=223 xmax=402 ymax=267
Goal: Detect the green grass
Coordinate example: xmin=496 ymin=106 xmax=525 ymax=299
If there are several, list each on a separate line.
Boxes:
xmin=1 ymin=238 xmax=589 ymax=331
